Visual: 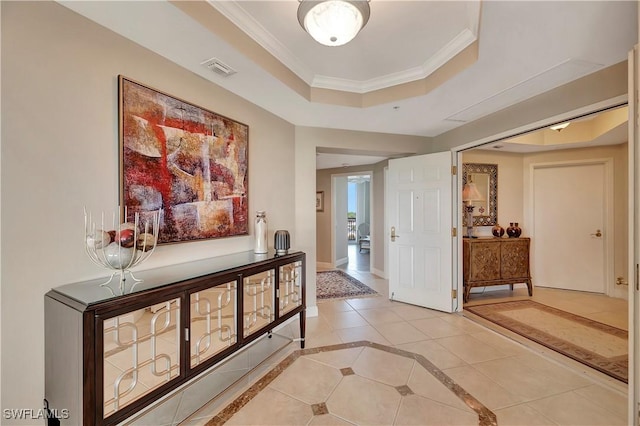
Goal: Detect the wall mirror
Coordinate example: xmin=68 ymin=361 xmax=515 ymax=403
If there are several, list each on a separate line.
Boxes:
xmin=462 ymin=163 xmax=498 ymax=226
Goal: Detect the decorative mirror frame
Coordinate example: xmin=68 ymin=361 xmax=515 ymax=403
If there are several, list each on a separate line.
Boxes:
xmin=462 ymin=163 xmax=498 ymax=226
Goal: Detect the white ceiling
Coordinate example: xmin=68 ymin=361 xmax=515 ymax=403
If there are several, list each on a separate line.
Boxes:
xmin=59 ymin=0 xmax=637 ymax=168
xmin=316 ymin=152 xmax=389 ymax=170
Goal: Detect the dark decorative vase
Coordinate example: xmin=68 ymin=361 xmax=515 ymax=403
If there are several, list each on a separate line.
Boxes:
xmin=492 ymin=224 xmax=505 ymax=238
xmin=507 ymin=222 xmax=522 ymax=238
xmin=514 ymin=222 xmax=522 ymax=237
xmin=274 ymin=230 xmax=290 ymax=256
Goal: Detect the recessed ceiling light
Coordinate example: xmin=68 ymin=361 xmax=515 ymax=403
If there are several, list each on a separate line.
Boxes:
xmin=549 ymin=122 xmax=570 ymax=132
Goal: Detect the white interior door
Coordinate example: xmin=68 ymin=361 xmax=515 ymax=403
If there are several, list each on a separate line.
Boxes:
xmin=532 ymin=162 xmax=607 ymax=293
xmin=627 ymin=45 xmax=638 ymax=426
xmin=388 ymin=152 xmax=454 ymax=312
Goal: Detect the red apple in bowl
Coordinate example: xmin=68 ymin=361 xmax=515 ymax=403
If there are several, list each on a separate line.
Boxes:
xmin=116 ymin=228 xmax=135 ymax=248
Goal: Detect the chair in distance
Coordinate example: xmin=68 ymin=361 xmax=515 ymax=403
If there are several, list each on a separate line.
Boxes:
xmin=357 ymin=223 xmax=370 ymax=253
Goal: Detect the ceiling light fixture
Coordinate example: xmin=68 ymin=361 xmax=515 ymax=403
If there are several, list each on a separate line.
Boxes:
xmin=297 ymin=0 xmax=370 ymax=47
xmin=549 ymin=122 xmax=570 ymax=132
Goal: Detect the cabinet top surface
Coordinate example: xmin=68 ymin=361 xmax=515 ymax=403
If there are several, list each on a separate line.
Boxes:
xmin=49 ymin=250 xmax=303 ymax=307
xmin=464 ymin=237 xmax=530 ymax=242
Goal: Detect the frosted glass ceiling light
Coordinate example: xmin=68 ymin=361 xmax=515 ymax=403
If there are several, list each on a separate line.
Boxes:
xmin=298 ymin=0 xmax=370 ymax=47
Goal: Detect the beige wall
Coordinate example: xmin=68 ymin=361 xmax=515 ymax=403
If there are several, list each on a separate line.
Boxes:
xmin=463 ymin=143 xmax=628 ymax=298
xmin=461 ymin=151 xmax=525 ymax=237
xmin=2 ymin=2 xmax=295 ymax=419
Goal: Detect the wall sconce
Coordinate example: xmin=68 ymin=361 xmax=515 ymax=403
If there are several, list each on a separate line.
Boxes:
xmin=462 ymin=181 xmax=484 ymax=238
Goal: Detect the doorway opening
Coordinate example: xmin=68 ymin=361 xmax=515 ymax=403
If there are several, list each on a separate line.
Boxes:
xmin=459 ymin=103 xmax=628 ymax=305
xmin=336 ymin=173 xmax=372 ymax=275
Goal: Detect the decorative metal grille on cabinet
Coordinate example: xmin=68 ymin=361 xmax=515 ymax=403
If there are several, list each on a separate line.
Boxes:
xmin=243 ymin=269 xmax=274 ymax=337
xmin=279 ymin=261 xmax=302 ymax=316
xmin=190 ymin=281 xmax=238 ymax=368
xmin=102 ymin=298 xmax=181 ymax=418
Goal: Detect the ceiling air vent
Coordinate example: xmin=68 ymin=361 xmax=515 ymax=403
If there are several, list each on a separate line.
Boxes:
xmin=201 ymin=58 xmax=237 ymax=77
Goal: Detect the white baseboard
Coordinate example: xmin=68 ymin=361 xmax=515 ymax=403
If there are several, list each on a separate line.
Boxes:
xmin=306 ymin=305 xmax=318 ymax=318
xmin=371 ymin=267 xmax=386 ymax=279
xmin=316 ymin=262 xmax=333 ymax=270
xmin=335 ymin=257 xmax=348 ymax=267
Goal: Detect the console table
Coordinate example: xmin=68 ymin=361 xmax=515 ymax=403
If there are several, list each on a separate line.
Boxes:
xmin=463 ymin=238 xmax=532 ymax=302
xmin=44 ymin=250 xmax=305 ymax=425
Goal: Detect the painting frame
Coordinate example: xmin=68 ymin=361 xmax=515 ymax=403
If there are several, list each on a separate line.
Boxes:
xmin=316 ymin=191 xmax=324 ymax=212
xmin=119 ymin=75 xmax=249 ymax=244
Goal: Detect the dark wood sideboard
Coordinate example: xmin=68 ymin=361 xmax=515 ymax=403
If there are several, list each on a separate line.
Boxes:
xmin=44 ymin=250 xmax=305 ymax=425
xmin=462 ymin=238 xmax=532 ymax=302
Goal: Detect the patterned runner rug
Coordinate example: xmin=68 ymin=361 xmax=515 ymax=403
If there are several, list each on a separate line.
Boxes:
xmin=316 ymin=270 xmax=378 ymax=300
xmin=466 ymin=300 xmax=628 ymax=383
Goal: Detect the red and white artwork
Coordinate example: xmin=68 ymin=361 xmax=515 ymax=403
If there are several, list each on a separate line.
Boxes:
xmin=119 ymin=76 xmax=248 ymax=243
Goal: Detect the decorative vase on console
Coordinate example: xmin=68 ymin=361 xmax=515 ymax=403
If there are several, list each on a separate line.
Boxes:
xmin=274 ymin=230 xmax=290 ymax=256
xmin=254 ymin=211 xmax=268 ymax=254
xmin=506 ymin=222 xmax=522 ymax=238
xmin=492 ymin=224 xmax=505 ymax=238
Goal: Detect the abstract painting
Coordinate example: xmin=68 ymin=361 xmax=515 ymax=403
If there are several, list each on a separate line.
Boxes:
xmin=119 ymin=76 xmax=248 ymax=244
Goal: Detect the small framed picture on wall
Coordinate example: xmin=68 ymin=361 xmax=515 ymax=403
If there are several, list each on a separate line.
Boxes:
xmin=316 ymin=191 xmax=324 ymax=212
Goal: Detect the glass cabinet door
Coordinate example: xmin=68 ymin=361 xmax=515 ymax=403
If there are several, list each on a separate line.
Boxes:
xmin=279 ymin=261 xmax=303 ymax=316
xmin=102 ymin=298 xmax=180 ymax=418
xmin=243 ymin=269 xmax=275 ymax=337
xmin=190 ymin=281 xmax=237 ymax=368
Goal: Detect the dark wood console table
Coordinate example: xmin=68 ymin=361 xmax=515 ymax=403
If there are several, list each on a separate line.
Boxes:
xmin=45 ymin=250 xmax=305 ymax=425
xmin=463 ymin=238 xmax=532 ymax=302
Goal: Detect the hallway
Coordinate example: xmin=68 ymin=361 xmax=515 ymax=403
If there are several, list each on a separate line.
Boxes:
xmin=338 ymin=243 xmax=371 ymax=274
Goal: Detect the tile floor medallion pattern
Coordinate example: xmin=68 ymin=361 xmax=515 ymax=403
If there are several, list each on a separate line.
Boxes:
xmin=465 ymin=300 xmax=628 ymax=383
xmin=203 ymin=341 xmax=496 ymax=426
xmin=316 ymin=270 xmax=379 ymax=300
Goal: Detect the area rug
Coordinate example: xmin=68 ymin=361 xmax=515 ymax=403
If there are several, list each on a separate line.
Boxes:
xmin=316 ymin=270 xmax=378 ymax=300
xmin=465 ymin=300 xmax=628 ymax=383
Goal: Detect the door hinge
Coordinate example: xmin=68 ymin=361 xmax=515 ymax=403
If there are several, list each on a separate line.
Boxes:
xmin=452 ymin=289 xmax=457 ymax=299
xmin=185 ymin=328 xmax=190 ymax=342
xmin=636 ymin=264 xmax=639 ymax=291
xmin=452 ymin=227 xmax=457 ymax=237
xmin=452 ymin=165 xmax=457 ymax=175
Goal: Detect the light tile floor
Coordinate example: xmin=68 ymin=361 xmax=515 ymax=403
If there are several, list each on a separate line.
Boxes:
xmin=181 ymin=265 xmax=629 ymax=426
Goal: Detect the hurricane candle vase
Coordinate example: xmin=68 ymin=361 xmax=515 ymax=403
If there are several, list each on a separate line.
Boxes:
xmin=84 ymin=207 xmax=161 ymax=294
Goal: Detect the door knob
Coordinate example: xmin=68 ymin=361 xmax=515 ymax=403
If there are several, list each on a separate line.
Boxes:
xmin=591 ymin=229 xmax=602 ymax=237
xmin=390 ymin=226 xmax=400 ymax=242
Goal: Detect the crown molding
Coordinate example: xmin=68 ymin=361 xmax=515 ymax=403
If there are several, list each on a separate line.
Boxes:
xmin=208 ymin=1 xmax=477 ymax=94
xmin=208 ymin=0 xmax=316 ymax=85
